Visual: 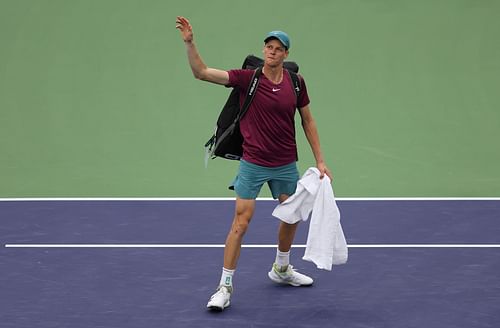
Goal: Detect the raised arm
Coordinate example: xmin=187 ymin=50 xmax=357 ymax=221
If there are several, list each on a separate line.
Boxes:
xmin=176 ymin=16 xmax=229 ymax=85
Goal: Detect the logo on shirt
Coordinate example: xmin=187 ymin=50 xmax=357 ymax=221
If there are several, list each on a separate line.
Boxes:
xmin=272 ymin=88 xmax=281 ymax=92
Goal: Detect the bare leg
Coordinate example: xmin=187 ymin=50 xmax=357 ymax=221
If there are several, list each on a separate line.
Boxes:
xmin=267 ymin=194 xmax=314 ymax=286
xmin=268 ymin=194 xmax=314 ymax=286
xmin=277 ymin=194 xmax=299 ymax=252
xmin=223 ymin=197 xmax=256 ymax=269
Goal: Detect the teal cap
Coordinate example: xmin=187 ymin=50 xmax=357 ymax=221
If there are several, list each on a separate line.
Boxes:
xmin=264 ymin=31 xmax=290 ymax=50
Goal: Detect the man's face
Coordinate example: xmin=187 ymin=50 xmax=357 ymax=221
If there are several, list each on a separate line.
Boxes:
xmin=263 ymin=39 xmax=289 ymax=67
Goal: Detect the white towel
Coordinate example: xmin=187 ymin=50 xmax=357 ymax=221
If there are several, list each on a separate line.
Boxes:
xmin=272 ymin=167 xmax=348 ymax=270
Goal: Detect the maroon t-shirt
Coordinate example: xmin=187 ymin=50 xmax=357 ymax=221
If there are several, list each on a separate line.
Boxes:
xmin=226 ymin=69 xmax=310 ymax=167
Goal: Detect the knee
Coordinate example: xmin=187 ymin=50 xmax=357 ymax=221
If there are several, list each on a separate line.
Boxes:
xmin=230 ymin=213 xmax=251 ymax=237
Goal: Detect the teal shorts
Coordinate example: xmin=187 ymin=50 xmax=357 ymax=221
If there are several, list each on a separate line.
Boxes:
xmin=230 ymin=160 xmax=300 ymax=199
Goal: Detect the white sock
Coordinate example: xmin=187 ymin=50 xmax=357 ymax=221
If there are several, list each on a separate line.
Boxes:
xmin=219 ymin=267 xmax=235 ymax=288
xmin=275 ymin=249 xmax=290 ymax=271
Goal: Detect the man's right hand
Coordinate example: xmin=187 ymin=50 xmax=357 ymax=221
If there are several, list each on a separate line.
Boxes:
xmin=175 ymin=16 xmax=229 ymax=85
xmin=176 ymin=16 xmax=193 ymax=43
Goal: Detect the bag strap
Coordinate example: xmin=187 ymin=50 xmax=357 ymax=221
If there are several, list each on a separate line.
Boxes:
xmin=236 ymin=67 xmax=262 ymax=122
xmin=286 ymin=70 xmax=302 ymax=106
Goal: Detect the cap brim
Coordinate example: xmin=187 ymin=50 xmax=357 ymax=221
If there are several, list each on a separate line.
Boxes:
xmin=264 ymin=36 xmax=288 ymax=49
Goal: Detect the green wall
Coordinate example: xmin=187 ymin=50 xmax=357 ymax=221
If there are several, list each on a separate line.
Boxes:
xmin=1 ymin=0 xmax=499 ymax=197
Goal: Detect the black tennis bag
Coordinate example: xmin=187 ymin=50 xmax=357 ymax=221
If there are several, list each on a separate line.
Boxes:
xmin=204 ymin=55 xmax=300 ymax=161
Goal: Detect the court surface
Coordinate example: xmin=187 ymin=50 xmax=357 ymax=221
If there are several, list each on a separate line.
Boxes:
xmin=1 ymin=199 xmax=499 ymax=328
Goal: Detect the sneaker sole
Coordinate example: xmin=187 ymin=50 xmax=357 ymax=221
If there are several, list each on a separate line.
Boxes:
xmin=207 ymin=300 xmax=230 ymax=311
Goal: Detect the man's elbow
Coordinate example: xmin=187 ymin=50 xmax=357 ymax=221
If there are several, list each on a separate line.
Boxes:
xmin=301 ymin=118 xmax=314 ymax=128
xmin=192 ymin=70 xmax=206 ymax=81
xmin=191 ymin=66 xmax=208 ymax=81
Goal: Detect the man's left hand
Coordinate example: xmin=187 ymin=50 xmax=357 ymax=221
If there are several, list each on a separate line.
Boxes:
xmin=317 ymin=162 xmax=333 ymax=182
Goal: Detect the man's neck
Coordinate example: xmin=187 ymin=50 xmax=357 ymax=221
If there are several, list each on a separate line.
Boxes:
xmin=263 ymin=65 xmax=283 ymax=84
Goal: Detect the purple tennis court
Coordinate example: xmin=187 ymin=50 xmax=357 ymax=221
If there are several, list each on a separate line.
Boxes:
xmin=1 ymin=199 xmax=499 ymax=327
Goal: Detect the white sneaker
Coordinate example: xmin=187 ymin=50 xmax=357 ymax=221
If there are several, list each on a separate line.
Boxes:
xmin=206 ymin=285 xmax=232 ymax=311
xmin=268 ymin=263 xmax=314 ymax=286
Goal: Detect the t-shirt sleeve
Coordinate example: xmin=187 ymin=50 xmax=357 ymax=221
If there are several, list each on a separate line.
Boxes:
xmin=297 ymin=75 xmax=310 ymax=108
xmin=226 ymin=69 xmax=252 ymax=89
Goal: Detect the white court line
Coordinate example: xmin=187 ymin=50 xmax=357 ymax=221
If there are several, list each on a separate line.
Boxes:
xmin=4 ymin=244 xmax=500 ymax=248
xmin=3 ymin=199 xmax=499 ymax=249
xmin=1 ymin=197 xmax=500 ymax=201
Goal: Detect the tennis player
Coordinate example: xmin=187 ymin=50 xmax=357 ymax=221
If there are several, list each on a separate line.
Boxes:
xmin=176 ymin=16 xmax=333 ymax=311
